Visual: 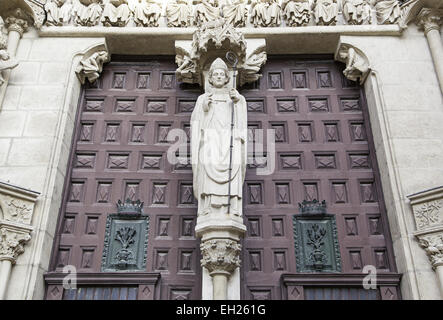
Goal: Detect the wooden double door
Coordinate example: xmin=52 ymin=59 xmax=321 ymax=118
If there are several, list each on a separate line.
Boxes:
xmin=46 ymin=55 xmax=399 ymax=300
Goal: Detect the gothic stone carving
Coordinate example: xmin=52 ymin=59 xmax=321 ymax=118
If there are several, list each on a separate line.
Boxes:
xmin=102 ymin=0 xmax=131 ymax=27
xmin=24 ymin=0 xmax=46 ymax=29
xmin=374 ymin=0 xmax=401 ymax=25
xmin=166 ymin=0 xmax=192 ymax=27
xmin=45 ymin=0 xmax=73 ymax=26
xmin=282 ymin=0 xmax=311 ymax=27
xmin=335 ymin=43 xmax=370 ymax=84
xmin=5 ymin=8 xmax=31 ymax=37
xmin=416 ymin=8 xmax=443 ymax=35
xmin=0 ymin=226 xmax=31 ymax=263
xmin=314 ymin=0 xmax=338 ymax=26
xmin=131 ymin=0 xmax=162 ymax=27
xmin=200 ymin=239 xmax=241 ymax=275
xmin=73 ymin=0 xmax=104 ymax=26
xmin=191 ymin=58 xmax=247 ymax=217
xmin=0 ymin=18 xmax=19 ymax=87
xmin=342 ymin=0 xmax=371 ymax=25
xmin=175 ymin=19 xmax=266 ymax=87
xmin=417 ymin=232 xmax=443 ymax=269
xmin=76 ymin=49 xmax=110 ymax=84
xmin=222 ymin=0 xmax=248 ymax=27
xmin=192 ymin=0 xmax=220 ymax=26
xmin=0 ymin=181 xmax=39 ymax=263
xmin=250 ymin=0 xmax=281 ymax=27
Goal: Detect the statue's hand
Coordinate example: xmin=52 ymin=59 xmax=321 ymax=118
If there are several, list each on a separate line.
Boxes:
xmin=203 ymin=93 xmax=213 ymax=112
xmin=230 ymin=88 xmax=240 ymax=103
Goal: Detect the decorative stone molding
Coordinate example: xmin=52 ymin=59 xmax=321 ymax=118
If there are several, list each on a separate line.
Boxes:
xmin=175 ymin=18 xmax=266 ymax=86
xmin=334 ymin=41 xmax=370 ymax=84
xmin=416 ymin=8 xmax=443 ymax=35
xmin=75 ymin=42 xmax=110 ymax=84
xmin=0 ymin=180 xmax=39 ymax=263
xmin=200 ymin=239 xmax=241 ymax=275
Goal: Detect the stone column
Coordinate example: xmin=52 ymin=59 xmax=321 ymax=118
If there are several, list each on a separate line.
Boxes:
xmin=0 ymin=8 xmax=29 ymax=110
xmin=408 ymin=186 xmax=443 ymax=297
xmin=0 ymin=181 xmax=39 ymax=299
xmin=416 ymin=8 xmax=443 ymax=94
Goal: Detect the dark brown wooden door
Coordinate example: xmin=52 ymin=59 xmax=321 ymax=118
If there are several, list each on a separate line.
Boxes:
xmin=48 ymin=57 xmax=203 ymax=300
xmin=241 ymin=56 xmax=398 ymax=300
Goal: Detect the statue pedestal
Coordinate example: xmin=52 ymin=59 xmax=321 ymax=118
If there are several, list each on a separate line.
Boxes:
xmin=196 ymin=216 xmax=246 ymax=300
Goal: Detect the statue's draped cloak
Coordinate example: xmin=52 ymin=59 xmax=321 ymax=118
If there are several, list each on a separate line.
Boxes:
xmin=191 ymin=92 xmax=247 ymax=205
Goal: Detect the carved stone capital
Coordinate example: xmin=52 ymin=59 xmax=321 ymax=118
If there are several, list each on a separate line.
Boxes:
xmin=0 ymin=223 xmax=32 ymax=263
xmin=416 ymin=8 xmax=443 ymax=35
xmin=334 ymin=42 xmax=370 ymax=85
xmin=200 ymin=239 xmax=242 ymax=276
xmin=175 ymin=19 xmax=267 ymax=87
xmin=75 ymin=43 xmax=110 ymax=85
xmin=416 ymin=230 xmax=443 ymax=269
xmin=0 ymin=181 xmax=39 ymax=226
xmin=4 ymin=8 xmax=31 ymax=37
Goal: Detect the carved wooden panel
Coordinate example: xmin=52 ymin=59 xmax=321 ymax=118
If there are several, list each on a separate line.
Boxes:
xmin=49 ymin=58 xmax=202 ymax=300
xmin=242 ymin=56 xmax=396 ymax=299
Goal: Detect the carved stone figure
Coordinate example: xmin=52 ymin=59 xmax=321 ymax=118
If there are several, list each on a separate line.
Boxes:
xmin=131 ymin=0 xmax=162 ymax=27
xmin=193 ymin=0 xmax=220 ymax=26
xmin=76 ymin=50 xmax=109 ymax=84
xmin=102 ymin=0 xmax=131 ymax=27
xmin=343 ymin=0 xmax=371 ymax=25
xmin=0 ymin=18 xmax=19 ymax=87
xmin=166 ymin=0 xmax=192 ymax=27
xmin=374 ymin=0 xmax=401 ymax=25
xmin=73 ymin=0 xmax=104 ymax=26
xmin=45 ymin=0 xmax=74 ymax=26
xmin=314 ymin=0 xmax=338 ymax=26
xmin=191 ymin=58 xmax=247 ymax=217
xmin=337 ymin=45 xmax=370 ymax=84
xmin=418 ymin=233 xmax=443 ymax=269
xmin=240 ymin=47 xmax=267 ymax=85
xmin=222 ymin=0 xmax=248 ymax=27
xmin=250 ymin=0 xmax=281 ymax=27
xmin=282 ymin=0 xmax=311 ymax=27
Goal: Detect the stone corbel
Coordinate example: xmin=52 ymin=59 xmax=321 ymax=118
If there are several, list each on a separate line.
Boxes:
xmin=334 ymin=41 xmax=370 ymax=85
xmin=408 ymin=186 xmax=443 ymax=296
xmin=75 ymin=42 xmax=110 ymax=85
xmin=175 ymin=18 xmax=267 ymax=88
xmin=0 ymin=180 xmax=39 ymax=299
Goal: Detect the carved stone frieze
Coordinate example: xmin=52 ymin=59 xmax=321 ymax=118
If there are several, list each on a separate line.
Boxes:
xmin=75 ymin=44 xmax=110 ymax=84
xmin=166 ymin=0 xmax=192 ymax=27
xmin=73 ymin=0 xmax=104 ymax=26
xmin=102 ymin=0 xmax=131 ymax=27
xmin=45 ymin=0 xmax=73 ymax=26
xmin=374 ymin=0 xmax=401 ymax=25
xmin=335 ymin=42 xmax=370 ymax=84
xmin=250 ymin=0 xmax=281 ymax=27
xmin=200 ymin=239 xmax=241 ymax=275
xmin=175 ymin=19 xmax=266 ymax=86
xmin=192 ymin=0 xmax=220 ymax=26
xmin=131 ymin=0 xmax=162 ymax=27
xmin=416 ymin=8 xmax=443 ymax=35
xmin=342 ymin=0 xmax=371 ymax=25
xmin=314 ymin=0 xmax=338 ymax=26
xmin=282 ymin=0 xmax=311 ymax=27
xmin=222 ymin=0 xmax=248 ymax=27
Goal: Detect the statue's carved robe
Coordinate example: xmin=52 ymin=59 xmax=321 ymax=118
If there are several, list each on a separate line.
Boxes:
xmin=191 ymin=91 xmax=247 ymax=215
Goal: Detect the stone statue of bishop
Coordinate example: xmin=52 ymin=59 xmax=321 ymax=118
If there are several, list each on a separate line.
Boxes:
xmin=191 ymin=58 xmax=247 ymax=217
